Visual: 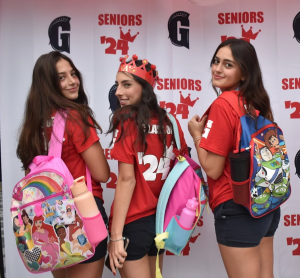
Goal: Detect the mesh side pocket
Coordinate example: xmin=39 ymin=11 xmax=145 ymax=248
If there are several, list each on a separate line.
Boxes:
xmin=82 ymin=213 xmax=107 ymax=246
xmin=164 ymin=216 xmax=194 ymax=256
xmin=231 ymin=178 xmax=250 ymax=207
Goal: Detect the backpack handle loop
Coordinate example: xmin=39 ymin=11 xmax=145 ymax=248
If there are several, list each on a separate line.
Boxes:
xmin=32 ymin=155 xmax=54 ymax=165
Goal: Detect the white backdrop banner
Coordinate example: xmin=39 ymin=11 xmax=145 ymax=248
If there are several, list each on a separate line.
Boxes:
xmin=1 ymin=0 xmax=300 ymax=277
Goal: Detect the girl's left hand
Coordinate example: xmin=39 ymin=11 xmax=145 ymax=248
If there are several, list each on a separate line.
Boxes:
xmin=108 ymin=240 xmax=127 ymax=274
xmin=188 ymin=115 xmax=207 ymax=139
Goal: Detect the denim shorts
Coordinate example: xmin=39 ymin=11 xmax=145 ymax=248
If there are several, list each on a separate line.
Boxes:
xmin=122 ymin=214 xmax=165 ymax=261
xmin=213 ymin=199 xmax=281 ymax=248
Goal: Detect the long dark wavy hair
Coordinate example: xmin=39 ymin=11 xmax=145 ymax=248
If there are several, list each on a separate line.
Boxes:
xmin=107 ymin=59 xmax=172 ymax=154
xmin=210 ymin=38 xmax=274 ymax=122
xmin=17 ymin=51 xmax=102 ymax=170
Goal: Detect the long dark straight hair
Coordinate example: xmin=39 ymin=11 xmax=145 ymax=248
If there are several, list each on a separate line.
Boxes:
xmin=210 ymin=38 xmax=274 ymax=122
xmin=107 ymin=59 xmax=172 ymax=154
xmin=17 ymin=51 xmax=102 ymax=170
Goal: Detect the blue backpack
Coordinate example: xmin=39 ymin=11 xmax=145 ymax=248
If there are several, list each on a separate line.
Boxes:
xmin=214 ymin=91 xmax=291 ymax=217
xmin=154 ymin=113 xmax=208 ymax=278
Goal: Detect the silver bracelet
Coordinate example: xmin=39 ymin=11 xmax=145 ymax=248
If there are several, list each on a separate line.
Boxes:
xmin=110 ymin=237 xmax=124 ymax=242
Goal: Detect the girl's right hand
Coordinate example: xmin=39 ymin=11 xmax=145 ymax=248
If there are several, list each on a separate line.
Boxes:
xmin=188 ymin=115 xmax=207 ymax=139
xmin=108 ymin=240 xmax=127 ymax=274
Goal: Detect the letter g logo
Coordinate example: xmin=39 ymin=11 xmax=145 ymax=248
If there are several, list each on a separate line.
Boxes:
xmin=168 ymin=11 xmax=190 ymax=49
xmin=48 ymin=16 xmax=71 ymax=53
xmin=293 ymin=12 xmax=300 ymax=43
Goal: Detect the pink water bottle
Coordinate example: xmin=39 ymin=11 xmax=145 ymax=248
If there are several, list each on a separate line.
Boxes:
xmin=179 ymin=197 xmax=198 ymax=228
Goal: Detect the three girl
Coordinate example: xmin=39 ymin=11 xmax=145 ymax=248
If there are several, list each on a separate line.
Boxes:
xmin=16 ymin=38 xmax=281 ymax=278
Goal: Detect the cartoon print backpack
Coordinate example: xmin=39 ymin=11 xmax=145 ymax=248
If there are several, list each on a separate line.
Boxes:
xmin=214 ymin=91 xmax=291 ymax=217
xmin=155 ymin=113 xmax=208 ymax=278
xmin=10 ymin=111 xmax=107 ymax=273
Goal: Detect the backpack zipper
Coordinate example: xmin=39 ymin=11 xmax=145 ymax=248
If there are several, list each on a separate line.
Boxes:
xmin=10 ymin=190 xmax=68 ymax=212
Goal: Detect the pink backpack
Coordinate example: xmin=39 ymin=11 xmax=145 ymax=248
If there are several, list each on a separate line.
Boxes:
xmin=154 ymin=113 xmax=208 ymax=278
xmin=10 ymin=111 xmax=107 ymax=273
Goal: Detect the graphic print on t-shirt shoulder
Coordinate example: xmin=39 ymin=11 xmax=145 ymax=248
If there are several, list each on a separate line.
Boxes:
xmin=202 ymin=119 xmax=214 ymax=139
xmin=143 ymin=124 xmax=173 ymax=135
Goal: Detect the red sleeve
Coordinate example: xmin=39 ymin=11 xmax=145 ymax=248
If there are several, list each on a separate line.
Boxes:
xmin=110 ymin=119 xmax=136 ymax=164
xmin=199 ymin=98 xmax=237 ymax=157
xmin=67 ymin=111 xmax=100 ymax=153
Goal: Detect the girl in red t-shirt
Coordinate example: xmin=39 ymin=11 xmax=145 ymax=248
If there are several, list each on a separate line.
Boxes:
xmin=188 ymin=39 xmax=280 ymax=278
xmin=107 ymin=55 xmax=187 ymax=277
xmin=17 ymin=51 xmax=110 ymax=278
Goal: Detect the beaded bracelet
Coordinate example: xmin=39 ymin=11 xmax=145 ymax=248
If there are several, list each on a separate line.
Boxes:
xmin=110 ymin=237 xmax=125 ymax=242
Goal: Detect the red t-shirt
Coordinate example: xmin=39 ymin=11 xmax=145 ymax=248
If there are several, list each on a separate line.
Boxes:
xmin=199 ymin=91 xmax=240 ymax=211
xmin=109 ymin=116 xmax=187 ymax=226
xmin=44 ymin=110 xmax=103 ymax=201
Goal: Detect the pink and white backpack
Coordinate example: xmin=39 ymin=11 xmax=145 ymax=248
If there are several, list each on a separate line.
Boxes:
xmin=10 ymin=111 xmax=107 ymax=273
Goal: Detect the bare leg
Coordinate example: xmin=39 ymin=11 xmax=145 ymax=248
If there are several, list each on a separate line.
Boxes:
xmin=259 ymin=236 xmax=274 ymax=278
xmin=218 ymin=236 xmax=275 ymax=278
xmin=119 ymin=255 xmax=152 ymax=278
xmin=218 ymin=243 xmax=261 ymax=278
xmin=65 ymin=258 xmax=105 ymax=278
xmin=149 ymin=253 xmax=164 ymax=278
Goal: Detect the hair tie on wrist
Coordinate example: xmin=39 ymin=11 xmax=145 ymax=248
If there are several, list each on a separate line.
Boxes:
xmin=193 ymin=136 xmax=202 ymax=144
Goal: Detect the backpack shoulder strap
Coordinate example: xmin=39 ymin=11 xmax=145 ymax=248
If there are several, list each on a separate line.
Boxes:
xmin=48 ymin=111 xmax=93 ymax=192
xmin=48 ymin=111 xmax=66 ymax=158
xmin=156 ymin=159 xmax=190 ymax=234
xmin=167 ymin=113 xmax=181 ymax=150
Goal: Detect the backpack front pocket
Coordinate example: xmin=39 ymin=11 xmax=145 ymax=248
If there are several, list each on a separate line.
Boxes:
xmin=11 ymin=193 xmax=94 ymax=273
xmin=164 ymin=216 xmax=194 ymax=256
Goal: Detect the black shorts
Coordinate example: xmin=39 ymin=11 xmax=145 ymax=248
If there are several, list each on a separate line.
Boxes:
xmin=80 ymin=197 xmax=108 ymax=264
xmin=214 ymin=199 xmax=281 ymax=248
xmin=122 ymin=214 xmax=165 ymax=261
